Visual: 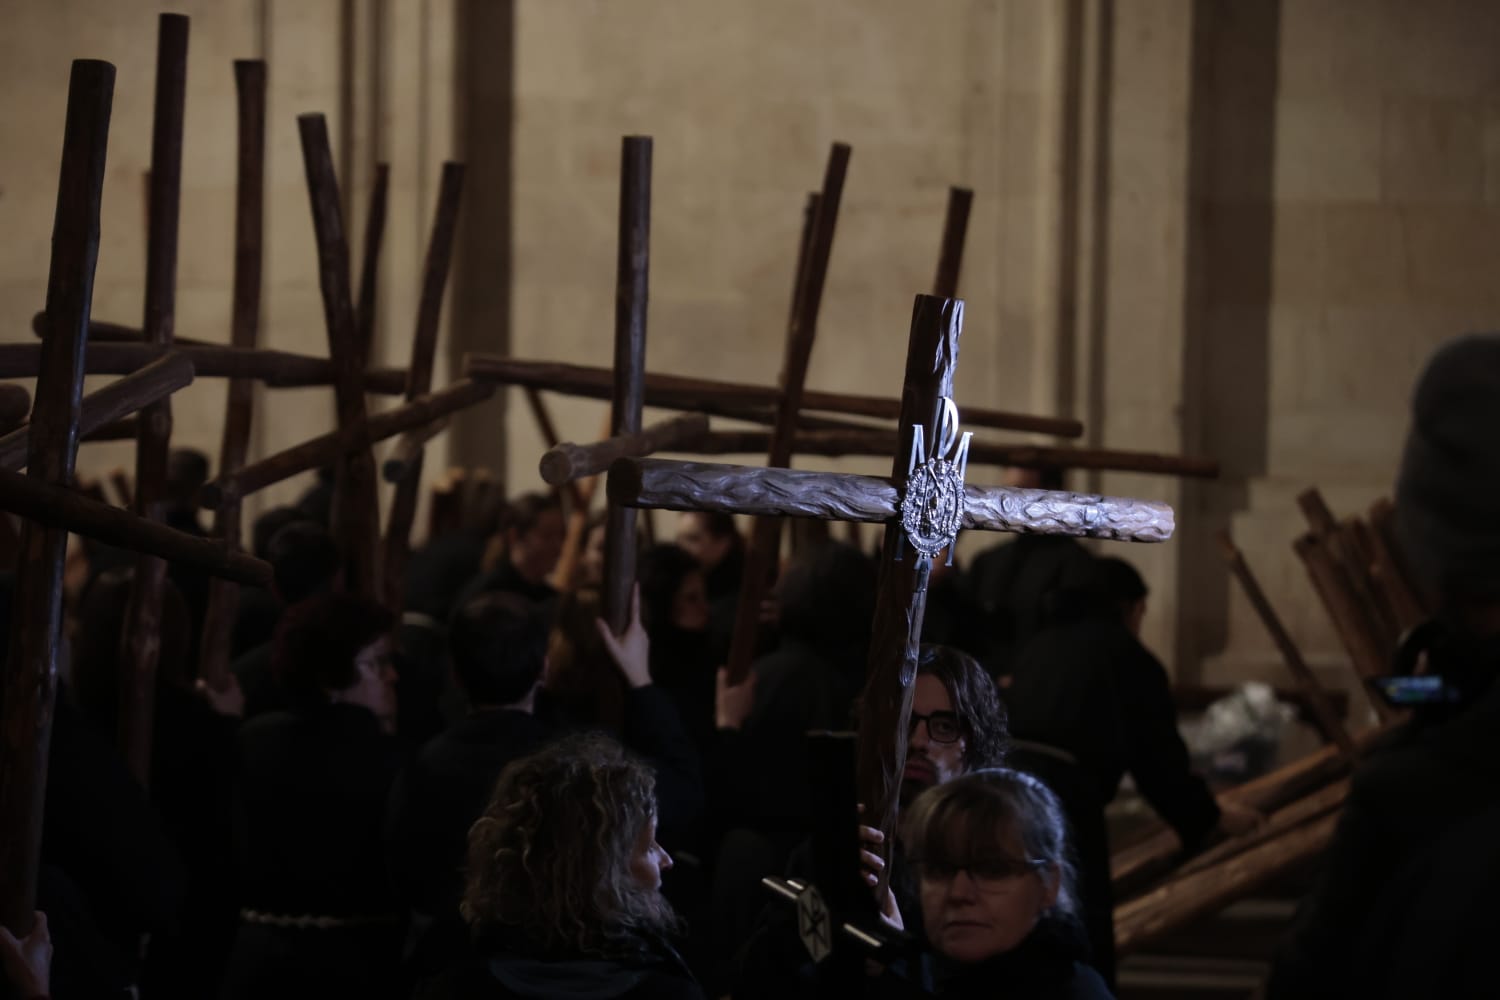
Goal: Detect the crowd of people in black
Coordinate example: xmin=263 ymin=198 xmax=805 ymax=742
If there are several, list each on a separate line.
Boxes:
xmin=3 ymin=333 xmax=1498 ymax=998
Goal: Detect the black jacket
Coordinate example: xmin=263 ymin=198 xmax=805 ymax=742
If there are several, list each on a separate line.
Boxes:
xmin=1270 ymin=673 xmax=1500 ymax=999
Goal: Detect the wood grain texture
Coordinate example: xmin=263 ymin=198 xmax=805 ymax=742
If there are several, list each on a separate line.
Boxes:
xmin=602 ymin=136 xmax=651 ymax=636
xmin=608 ymin=457 xmax=1175 ymax=542
xmin=297 ymin=113 xmax=381 ymax=598
xmin=382 ymin=161 xmax=465 ymax=610
xmin=540 ymin=412 xmax=708 ymax=485
xmin=198 ymin=58 xmax=266 ymax=690
xmin=0 ymin=355 xmax=194 ymax=471
xmin=0 ymin=59 xmax=114 ymax=933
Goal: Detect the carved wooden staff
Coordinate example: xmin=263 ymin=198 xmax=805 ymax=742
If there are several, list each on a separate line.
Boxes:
xmin=933 ymin=186 xmax=973 ymax=299
xmin=119 ymin=12 xmax=189 ymax=787
xmin=381 ymin=161 xmax=465 ymax=611
xmin=198 ymin=59 xmax=265 ymax=692
xmin=602 ymin=136 xmax=652 ymax=636
xmin=609 ymin=294 xmax=1176 ymax=898
xmin=464 ymin=354 xmax=1082 ymax=438
xmin=6 ymin=335 xmax=408 ymax=393
xmin=0 ymin=58 xmax=115 ymax=934
xmin=298 ymin=113 xmax=382 ymax=598
xmin=0 ymin=355 xmax=194 ymax=472
xmin=685 ymin=429 xmax=1219 ymax=478
xmin=1218 ymin=531 xmax=1355 ymax=757
xmin=200 ymin=379 xmax=493 ymax=509
xmin=723 ymin=143 xmax=850 ymax=684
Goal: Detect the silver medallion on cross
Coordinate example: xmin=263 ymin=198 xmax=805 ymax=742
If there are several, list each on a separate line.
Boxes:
xmin=899 ymin=396 xmax=972 ymax=563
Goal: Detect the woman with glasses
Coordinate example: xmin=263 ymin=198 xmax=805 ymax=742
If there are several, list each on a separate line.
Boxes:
xmin=886 ymin=768 xmax=1112 ymax=998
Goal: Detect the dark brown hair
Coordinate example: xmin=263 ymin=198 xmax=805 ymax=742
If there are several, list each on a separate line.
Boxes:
xmin=917 ymin=644 xmax=1009 ymax=770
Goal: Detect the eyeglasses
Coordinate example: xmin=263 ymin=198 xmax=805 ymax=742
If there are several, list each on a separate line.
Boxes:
xmin=910 ymin=855 xmax=1049 ymax=891
xmin=908 ymin=710 xmax=962 ymax=744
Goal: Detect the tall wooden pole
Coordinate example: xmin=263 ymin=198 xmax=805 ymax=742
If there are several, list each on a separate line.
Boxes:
xmin=601 ymin=137 xmax=652 ymax=636
xmin=198 ymin=59 xmax=266 ymax=691
xmin=932 ymin=186 xmax=973 ymax=298
xmin=119 ymin=13 xmax=189 ymax=787
xmin=297 ymin=113 xmax=382 ymax=598
xmin=0 ymin=58 xmax=115 ymax=934
xmin=382 ymin=162 xmax=466 ymax=610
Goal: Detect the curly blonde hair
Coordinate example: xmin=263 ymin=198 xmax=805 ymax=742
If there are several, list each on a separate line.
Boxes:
xmin=461 ymin=733 xmax=678 ymax=959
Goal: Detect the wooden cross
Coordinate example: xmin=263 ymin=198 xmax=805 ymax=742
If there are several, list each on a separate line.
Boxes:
xmin=0 ymin=57 xmax=271 ymax=935
xmin=118 ymin=12 xmax=189 ymax=786
xmin=381 ymin=162 xmax=466 ymax=611
xmin=606 ymin=294 xmax=1175 ymax=886
xmin=197 ymin=58 xmax=266 ymax=692
xmin=297 ymin=113 xmax=383 ymax=599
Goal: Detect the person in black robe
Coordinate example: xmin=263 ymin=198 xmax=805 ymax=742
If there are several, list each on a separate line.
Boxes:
xmin=675 ymin=511 xmax=746 ymax=662
xmin=453 ymin=492 xmax=564 ymax=617
xmin=1269 ymin=333 xmax=1500 ymax=998
xmin=1003 ymin=564 xmax=1257 ymax=987
xmin=222 ymin=593 xmax=406 ymax=1000
xmin=229 ymin=519 xmax=342 ymax=719
xmin=960 ymin=467 xmax=1101 ymax=680
xmin=637 ymin=544 xmax=718 ymax=759
xmin=66 ymin=568 xmax=239 ymax=998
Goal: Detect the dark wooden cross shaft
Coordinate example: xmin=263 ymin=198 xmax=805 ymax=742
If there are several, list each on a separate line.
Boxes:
xmin=607 ymin=294 xmax=1175 ymax=889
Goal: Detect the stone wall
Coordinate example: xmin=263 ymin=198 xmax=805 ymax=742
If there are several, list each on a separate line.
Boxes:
xmin=4 ymin=1 xmax=1499 ymax=690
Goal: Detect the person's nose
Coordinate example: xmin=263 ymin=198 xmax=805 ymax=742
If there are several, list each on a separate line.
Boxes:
xmin=659 ymin=845 xmax=674 ymax=873
xmin=910 ymin=717 xmax=930 ymax=752
xmin=947 ymin=868 xmax=979 ymax=902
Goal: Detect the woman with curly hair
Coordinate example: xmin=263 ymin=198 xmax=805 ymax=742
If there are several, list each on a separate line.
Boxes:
xmin=432 ymin=732 xmax=702 ymax=999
